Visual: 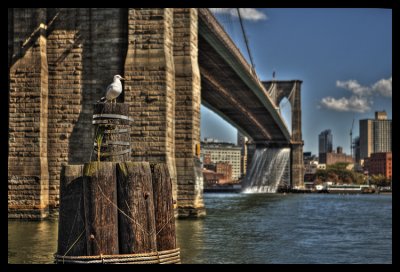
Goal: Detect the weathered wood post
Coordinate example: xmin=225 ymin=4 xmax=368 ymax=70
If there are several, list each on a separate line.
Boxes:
xmin=56 ymin=102 xmax=180 ymax=264
xmin=117 ymin=162 xmax=157 ymax=254
xmin=152 ymin=163 xmax=177 ymax=251
xmin=57 ymin=165 xmax=86 ymax=256
xmin=83 ymin=161 xmax=119 ymax=255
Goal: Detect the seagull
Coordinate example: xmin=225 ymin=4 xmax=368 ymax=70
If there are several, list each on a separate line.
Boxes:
xmin=98 ymin=75 xmax=124 ymax=103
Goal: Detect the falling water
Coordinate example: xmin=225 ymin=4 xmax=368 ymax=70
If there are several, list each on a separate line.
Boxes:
xmin=242 ymin=148 xmax=290 ymax=193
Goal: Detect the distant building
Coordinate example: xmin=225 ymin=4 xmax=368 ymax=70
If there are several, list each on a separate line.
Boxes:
xmin=353 ymin=136 xmax=361 ymax=163
xmin=237 ymin=132 xmax=248 ymax=177
xmin=201 ymin=141 xmax=242 ymax=180
xmin=203 ymin=153 xmax=212 ymax=165
xmin=216 ymin=162 xmax=232 ymax=182
xmin=303 ymin=152 xmax=321 ymax=183
xmin=319 ymin=146 xmax=353 ymax=165
xmin=364 ymin=152 xmax=392 ymax=180
xmin=359 ymin=111 xmax=392 ymax=160
xmin=303 ymin=152 xmax=312 ymax=158
xmin=303 ymin=152 xmax=318 ymax=174
xmin=319 ymin=129 xmax=333 ymax=162
xmin=202 ymin=169 xmax=224 ymax=186
xmin=203 ymin=162 xmax=216 ymax=172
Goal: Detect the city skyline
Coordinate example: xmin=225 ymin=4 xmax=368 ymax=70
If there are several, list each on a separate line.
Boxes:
xmin=200 ymin=8 xmax=392 ymax=155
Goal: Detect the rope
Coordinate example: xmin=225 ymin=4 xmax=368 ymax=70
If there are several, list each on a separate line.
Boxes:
xmin=96 ymin=182 xmax=176 ymax=237
xmin=62 ymin=192 xmax=82 ymax=256
xmin=62 ymin=229 xmax=85 ymax=258
xmin=96 ymin=183 xmax=154 ymax=236
xmin=54 ymin=248 xmax=181 ymax=264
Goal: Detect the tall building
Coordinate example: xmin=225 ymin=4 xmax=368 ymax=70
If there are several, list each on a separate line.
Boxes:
xmin=319 ymin=129 xmax=333 ymax=160
xmin=201 ymin=142 xmax=242 ymax=180
xmin=237 ymin=132 xmax=248 ymax=177
xmin=353 ymin=136 xmax=361 ymax=164
xmin=359 ymin=111 xmax=392 ymax=160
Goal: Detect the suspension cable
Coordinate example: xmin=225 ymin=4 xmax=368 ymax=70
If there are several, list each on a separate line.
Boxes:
xmin=236 ymin=8 xmax=256 ymax=73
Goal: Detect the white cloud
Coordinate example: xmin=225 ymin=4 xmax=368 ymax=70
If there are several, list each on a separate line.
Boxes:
xmin=336 ymin=76 xmax=392 ymax=98
xmin=372 ymin=76 xmax=392 ymax=97
xmin=320 ymin=76 xmax=391 ymax=113
xmin=209 ymin=8 xmax=267 ymax=21
xmin=320 ymin=96 xmax=371 ymax=113
xmin=336 ymin=79 xmax=372 ymax=96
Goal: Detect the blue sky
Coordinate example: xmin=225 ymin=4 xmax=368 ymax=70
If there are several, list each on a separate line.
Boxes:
xmin=201 ymin=8 xmax=392 ymax=155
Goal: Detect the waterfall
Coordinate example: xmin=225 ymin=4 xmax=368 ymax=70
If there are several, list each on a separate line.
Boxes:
xmin=242 ymin=148 xmax=290 ymax=193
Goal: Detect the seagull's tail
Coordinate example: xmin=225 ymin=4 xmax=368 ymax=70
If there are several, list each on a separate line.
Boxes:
xmin=97 ymin=97 xmax=106 ymax=103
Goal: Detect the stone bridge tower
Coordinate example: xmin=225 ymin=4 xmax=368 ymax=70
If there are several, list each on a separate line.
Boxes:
xmin=263 ymin=80 xmax=304 ymax=189
xmin=8 ymin=8 xmax=204 ymax=219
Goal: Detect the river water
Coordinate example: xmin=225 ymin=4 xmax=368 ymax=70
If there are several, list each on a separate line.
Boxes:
xmin=8 ymin=193 xmax=392 ymax=264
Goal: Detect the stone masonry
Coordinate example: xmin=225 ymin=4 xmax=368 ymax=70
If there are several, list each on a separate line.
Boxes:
xmin=123 ymin=8 xmax=177 ymax=210
xmin=262 ymin=80 xmax=305 ymax=188
xmin=173 ymin=9 xmax=205 ymax=217
xmin=8 ymin=8 xmax=203 ymax=219
xmin=8 ymin=9 xmax=49 ymax=219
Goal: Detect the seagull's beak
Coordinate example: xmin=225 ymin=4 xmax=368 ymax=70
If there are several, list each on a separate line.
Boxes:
xmin=120 ymin=77 xmax=125 ymax=80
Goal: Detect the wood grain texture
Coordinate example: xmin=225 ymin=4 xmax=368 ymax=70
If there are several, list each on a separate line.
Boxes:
xmin=117 ymin=161 xmax=157 ymax=253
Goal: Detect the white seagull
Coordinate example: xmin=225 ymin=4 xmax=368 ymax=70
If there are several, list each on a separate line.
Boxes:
xmin=98 ymin=75 xmax=124 ymax=103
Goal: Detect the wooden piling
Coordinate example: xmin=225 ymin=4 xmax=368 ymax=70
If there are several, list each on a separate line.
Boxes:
xmin=57 ymin=101 xmax=180 ymax=263
xmin=151 ymin=163 xmax=177 ymax=251
xmin=57 ymin=164 xmax=86 ymax=256
xmin=116 ymin=162 xmax=157 ymax=253
xmin=83 ymin=161 xmax=119 ymax=255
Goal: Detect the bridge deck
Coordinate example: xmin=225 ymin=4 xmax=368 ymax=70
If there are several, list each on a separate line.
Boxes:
xmin=198 ymin=9 xmax=291 ymax=144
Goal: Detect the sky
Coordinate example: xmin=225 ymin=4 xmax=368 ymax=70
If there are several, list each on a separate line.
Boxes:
xmin=200 ymin=8 xmax=392 ymax=155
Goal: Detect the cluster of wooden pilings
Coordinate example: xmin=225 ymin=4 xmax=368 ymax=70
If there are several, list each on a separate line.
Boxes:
xmin=55 ymin=104 xmax=179 ymax=264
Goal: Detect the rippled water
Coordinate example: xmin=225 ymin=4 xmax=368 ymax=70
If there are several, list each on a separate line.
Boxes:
xmin=8 ymin=193 xmax=392 ymax=264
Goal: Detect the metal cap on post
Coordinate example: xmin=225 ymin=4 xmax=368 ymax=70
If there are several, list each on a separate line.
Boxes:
xmin=92 ymin=103 xmax=133 ymax=162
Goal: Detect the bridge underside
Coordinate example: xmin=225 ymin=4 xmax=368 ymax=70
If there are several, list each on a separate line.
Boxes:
xmin=197 ymin=10 xmax=304 ymax=189
xmin=199 ymin=36 xmax=288 ymax=144
xmin=197 ymin=9 xmax=290 ymax=144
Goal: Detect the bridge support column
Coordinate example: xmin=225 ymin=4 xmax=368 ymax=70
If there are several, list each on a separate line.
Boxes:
xmin=291 ymin=143 xmax=304 ymax=188
xmin=173 ymin=8 xmax=205 ymax=218
xmin=8 ymin=8 xmax=49 ymax=219
xmin=124 ymin=8 xmax=177 ymax=201
xmin=290 ymin=81 xmax=304 ymax=188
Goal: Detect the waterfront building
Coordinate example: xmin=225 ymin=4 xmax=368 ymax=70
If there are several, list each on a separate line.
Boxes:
xmin=364 ymin=152 xmax=392 ymax=180
xmin=359 ymin=111 xmax=392 ymax=160
xmin=201 ymin=141 xmax=241 ymax=180
xmin=216 ymin=162 xmax=233 ymax=182
xmin=202 ymin=169 xmax=224 ymax=186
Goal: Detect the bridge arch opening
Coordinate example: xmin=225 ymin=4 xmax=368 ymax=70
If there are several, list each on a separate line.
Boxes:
xmin=200 ymin=104 xmax=238 ymax=144
xmin=279 ymin=97 xmax=292 ymax=134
